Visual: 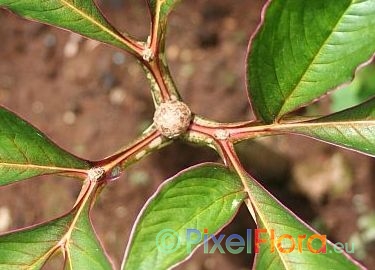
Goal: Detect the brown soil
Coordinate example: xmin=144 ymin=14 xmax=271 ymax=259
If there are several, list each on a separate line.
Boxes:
xmin=0 ymin=0 xmax=374 ymax=269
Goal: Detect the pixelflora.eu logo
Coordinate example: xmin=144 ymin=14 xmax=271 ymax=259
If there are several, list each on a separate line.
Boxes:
xmin=155 ymin=229 xmax=182 ymax=254
xmin=155 ymin=228 xmax=355 ymax=255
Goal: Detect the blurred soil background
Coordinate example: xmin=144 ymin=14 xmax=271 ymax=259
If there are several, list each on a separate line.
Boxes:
xmin=0 ymin=0 xmax=374 ymax=269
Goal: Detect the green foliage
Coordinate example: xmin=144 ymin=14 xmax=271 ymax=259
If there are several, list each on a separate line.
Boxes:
xmin=124 ymin=164 xmax=245 ymax=269
xmin=0 ymin=187 xmax=112 ymax=269
xmin=0 ymin=107 xmax=90 ymax=185
xmin=280 ymin=98 xmax=375 ymax=156
xmin=244 ymin=173 xmax=361 ymax=270
xmin=64 ymin=204 xmax=113 ymax=270
xmin=248 ymin=0 xmax=375 ymax=123
xmin=0 ymin=0 xmax=139 ymax=53
xmin=331 ymin=64 xmax=375 ymax=112
xmin=0 ymin=215 xmax=72 ymax=269
xmin=0 ymin=0 xmax=374 ymax=269
xmin=148 ymin=0 xmax=181 ymax=22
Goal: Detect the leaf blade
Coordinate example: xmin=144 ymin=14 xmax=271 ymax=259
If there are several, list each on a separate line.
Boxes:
xmin=0 ymin=184 xmax=112 ymax=270
xmin=64 ymin=205 xmax=113 ymax=270
xmin=0 ymin=214 xmax=73 ymax=270
xmin=244 ymin=174 xmax=363 ymax=270
xmin=122 ymin=163 xmax=246 ymax=270
xmin=0 ymin=106 xmax=89 ymax=185
xmin=278 ymin=98 xmax=375 ymax=156
xmin=248 ymin=0 xmax=375 ymax=123
xmin=0 ymin=0 xmax=139 ymax=53
xmin=148 ymin=0 xmax=181 ymax=21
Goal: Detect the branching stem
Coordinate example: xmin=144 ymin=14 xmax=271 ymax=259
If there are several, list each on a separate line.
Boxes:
xmin=95 ymin=126 xmax=167 ymax=174
xmin=146 ymin=61 xmax=173 ymax=101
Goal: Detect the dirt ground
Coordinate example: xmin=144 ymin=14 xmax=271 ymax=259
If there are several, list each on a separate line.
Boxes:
xmin=0 ymin=0 xmax=374 ymax=269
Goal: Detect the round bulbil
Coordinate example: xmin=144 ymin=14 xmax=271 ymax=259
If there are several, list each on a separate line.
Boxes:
xmin=153 ymin=100 xmax=192 ymax=138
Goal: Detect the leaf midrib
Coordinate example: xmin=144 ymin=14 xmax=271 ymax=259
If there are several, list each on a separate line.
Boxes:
xmin=59 ymin=0 xmax=126 ymax=46
xmin=246 ymin=182 xmax=291 ymax=270
xmin=277 ymin=0 xmax=354 ymax=119
xmin=239 ymin=119 xmax=375 ymax=135
xmin=0 ymin=162 xmax=87 ymax=173
xmin=278 ymin=119 xmax=375 ymax=129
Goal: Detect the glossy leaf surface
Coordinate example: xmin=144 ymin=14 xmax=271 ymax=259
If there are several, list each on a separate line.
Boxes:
xmin=0 ymin=0 xmax=138 ymax=52
xmin=0 ymin=107 xmax=89 ymax=185
xmin=331 ymin=65 xmax=375 ymax=112
xmin=244 ymin=173 xmax=363 ymax=270
xmin=147 ymin=0 xmax=181 ymax=23
xmin=64 ymin=205 xmax=113 ymax=270
xmin=0 ymin=214 xmax=71 ymax=270
xmin=248 ymin=0 xmax=375 ymax=123
xmin=123 ymin=164 xmax=246 ymax=270
xmin=0 ymin=193 xmax=112 ymax=269
xmin=279 ymin=98 xmax=375 ymax=157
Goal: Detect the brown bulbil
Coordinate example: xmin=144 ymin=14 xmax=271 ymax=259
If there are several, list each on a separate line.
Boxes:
xmin=153 ymin=100 xmax=192 ymax=138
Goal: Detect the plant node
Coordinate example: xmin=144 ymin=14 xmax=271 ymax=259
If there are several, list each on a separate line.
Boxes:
xmin=142 ymin=47 xmax=153 ymax=61
xmin=214 ymin=129 xmax=230 ymax=140
xmin=153 ymin=100 xmax=192 ymax=138
xmin=88 ymin=167 xmax=105 ymax=182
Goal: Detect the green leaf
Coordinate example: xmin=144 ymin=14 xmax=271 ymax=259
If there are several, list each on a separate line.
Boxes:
xmin=0 ymin=214 xmax=72 ymax=270
xmin=278 ymin=98 xmax=375 ymax=157
xmin=331 ymin=64 xmax=375 ymax=112
xmin=147 ymin=0 xmax=181 ymax=23
xmin=248 ymin=0 xmax=375 ymax=123
xmin=0 ymin=0 xmax=139 ymax=53
xmin=244 ymin=174 xmax=363 ymax=270
xmin=0 ymin=193 xmax=112 ymax=269
xmin=0 ymin=106 xmax=90 ymax=185
xmin=64 ymin=205 xmax=113 ymax=270
xmin=122 ymin=163 xmax=246 ymax=270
